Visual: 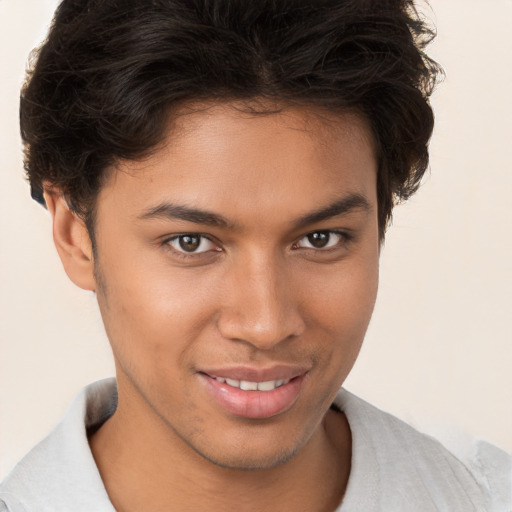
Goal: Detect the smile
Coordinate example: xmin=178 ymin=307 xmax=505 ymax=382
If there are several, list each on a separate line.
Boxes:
xmin=200 ymin=369 xmax=307 ymax=419
xmin=212 ymin=377 xmax=291 ymax=391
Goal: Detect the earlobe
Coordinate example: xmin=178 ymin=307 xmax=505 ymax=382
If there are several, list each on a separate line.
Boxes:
xmin=44 ymin=187 xmax=96 ymax=292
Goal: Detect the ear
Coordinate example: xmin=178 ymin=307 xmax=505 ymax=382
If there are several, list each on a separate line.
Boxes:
xmin=44 ymin=187 xmax=96 ymax=291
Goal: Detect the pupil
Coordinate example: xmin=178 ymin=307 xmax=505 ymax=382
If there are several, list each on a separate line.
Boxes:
xmin=308 ymin=232 xmax=329 ymax=248
xmin=179 ymin=235 xmax=200 ymax=252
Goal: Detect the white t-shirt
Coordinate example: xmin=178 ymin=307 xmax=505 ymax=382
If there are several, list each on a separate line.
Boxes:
xmin=1 ymin=379 xmax=510 ymax=511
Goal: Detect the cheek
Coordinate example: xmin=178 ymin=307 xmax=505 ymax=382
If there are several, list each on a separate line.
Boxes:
xmin=303 ymin=255 xmax=379 ymax=366
xmin=95 ymin=252 xmax=218 ymax=374
xmin=314 ymin=254 xmax=378 ymax=321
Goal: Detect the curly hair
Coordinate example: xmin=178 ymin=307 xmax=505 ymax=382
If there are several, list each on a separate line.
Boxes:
xmin=20 ymin=0 xmax=442 ymax=237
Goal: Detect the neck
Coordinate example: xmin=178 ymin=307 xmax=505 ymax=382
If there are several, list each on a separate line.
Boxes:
xmin=89 ymin=384 xmax=351 ymax=512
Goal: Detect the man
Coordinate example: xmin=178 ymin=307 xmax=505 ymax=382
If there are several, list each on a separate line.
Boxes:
xmin=1 ymin=0 xmax=511 ymax=511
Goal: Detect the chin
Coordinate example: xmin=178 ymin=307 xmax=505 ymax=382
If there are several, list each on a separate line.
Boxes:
xmin=192 ymin=443 xmax=301 ymax=472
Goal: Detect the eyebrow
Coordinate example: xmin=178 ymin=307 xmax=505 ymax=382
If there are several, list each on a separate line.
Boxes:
xmin=138 ymin=203 xmax=234 ymax=228
xmin=293 ymin=193 xmax=372 ymax=229
xmin=137 ymin=193 xmax=371 ymax=230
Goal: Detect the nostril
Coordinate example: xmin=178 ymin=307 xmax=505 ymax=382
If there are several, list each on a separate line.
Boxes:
xmin=216 ymin=309 xmax=305 ymax=350
xmin=216 ymin=263 xmax=306 ymax=347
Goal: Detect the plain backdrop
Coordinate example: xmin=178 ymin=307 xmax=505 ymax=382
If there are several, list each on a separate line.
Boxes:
xmin=1 ymin=0 xmax=511 ymax=479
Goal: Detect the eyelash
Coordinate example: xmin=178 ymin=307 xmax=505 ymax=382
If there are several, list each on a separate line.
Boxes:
xmin=163 ymin=233 xmax=220 ymax=259
xmin=292 ymin=230 xmax=352 ymax=251
xmin=162 ymin=230 xmax=352 ymax=259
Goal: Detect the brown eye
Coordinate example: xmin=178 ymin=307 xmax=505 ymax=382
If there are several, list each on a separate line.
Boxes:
xmin=296 ymin=231 xmax=345 ymax=250
xmin=166 ymin=234 xmax=217 ymax=254
xmin=307 ymin=232 xmax=330 ymax=248
xmin=179 ymin=234 xmax=201 ymax=252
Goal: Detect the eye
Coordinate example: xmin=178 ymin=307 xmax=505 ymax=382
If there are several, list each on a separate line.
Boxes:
xmin=166 ymin=234 xmax=218 ymax=254
xmin=294 ymin=231 xmax=346 ymax=250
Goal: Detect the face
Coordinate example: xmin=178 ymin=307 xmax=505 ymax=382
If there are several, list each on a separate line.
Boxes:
xmin=92 ymin=103 xmax=379 ymax=470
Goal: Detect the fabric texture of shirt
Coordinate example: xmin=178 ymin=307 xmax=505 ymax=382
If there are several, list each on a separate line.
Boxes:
xmin=1 ymin=378 xmax=511 ymax=511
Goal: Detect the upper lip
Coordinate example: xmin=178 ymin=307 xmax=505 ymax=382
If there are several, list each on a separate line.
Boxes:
xmin=199 ymin=365 xmax=310 ymax=382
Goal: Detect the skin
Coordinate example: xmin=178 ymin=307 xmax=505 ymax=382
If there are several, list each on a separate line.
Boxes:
xmin=46 ymin=102 xmax=380 ymax=512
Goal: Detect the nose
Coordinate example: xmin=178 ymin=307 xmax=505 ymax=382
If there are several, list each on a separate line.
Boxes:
xmin=217 ymin=253 xmax=306 ymax=350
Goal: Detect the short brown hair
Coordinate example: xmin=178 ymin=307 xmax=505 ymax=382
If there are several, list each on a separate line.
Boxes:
xmin=21 ymin=0 xmax=442 ymax=237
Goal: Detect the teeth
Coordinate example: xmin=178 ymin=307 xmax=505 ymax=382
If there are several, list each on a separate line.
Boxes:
xmin=240 ymin=380 xmax=258 ymax=391
xmin=257 ymin=380 xmax=277 ymax=391
xmin=214 ymin=377 xmax=291 ymax=392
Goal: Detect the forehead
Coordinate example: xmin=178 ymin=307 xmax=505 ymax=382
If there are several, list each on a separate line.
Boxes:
xmin=166 ymin=101 xmax=376 ymax=171
xmin=98 ymin=102 xmax=378 ymax=226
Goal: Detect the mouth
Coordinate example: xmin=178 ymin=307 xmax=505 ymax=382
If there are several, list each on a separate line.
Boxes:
xmin=210 ymin=376 xmax=291 ymax=392
xmin=198 ymin=367 xmax=308 ymax=419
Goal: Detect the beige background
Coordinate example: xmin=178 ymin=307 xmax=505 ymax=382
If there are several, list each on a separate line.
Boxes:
xmin=1 ymin=0 xmax=511 ymax=479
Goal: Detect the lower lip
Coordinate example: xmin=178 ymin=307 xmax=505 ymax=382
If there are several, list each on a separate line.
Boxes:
xmin=200 ymin=374 xmax=305 ymax=419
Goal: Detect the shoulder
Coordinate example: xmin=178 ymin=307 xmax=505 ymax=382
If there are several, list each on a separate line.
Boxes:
xmin=334 ymin=389 xmax=512 ymax=511
xmin=0 ymin=379 xmax=117 ymax=512
xmin=465 ymin=438 xmax=512 ymax=511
